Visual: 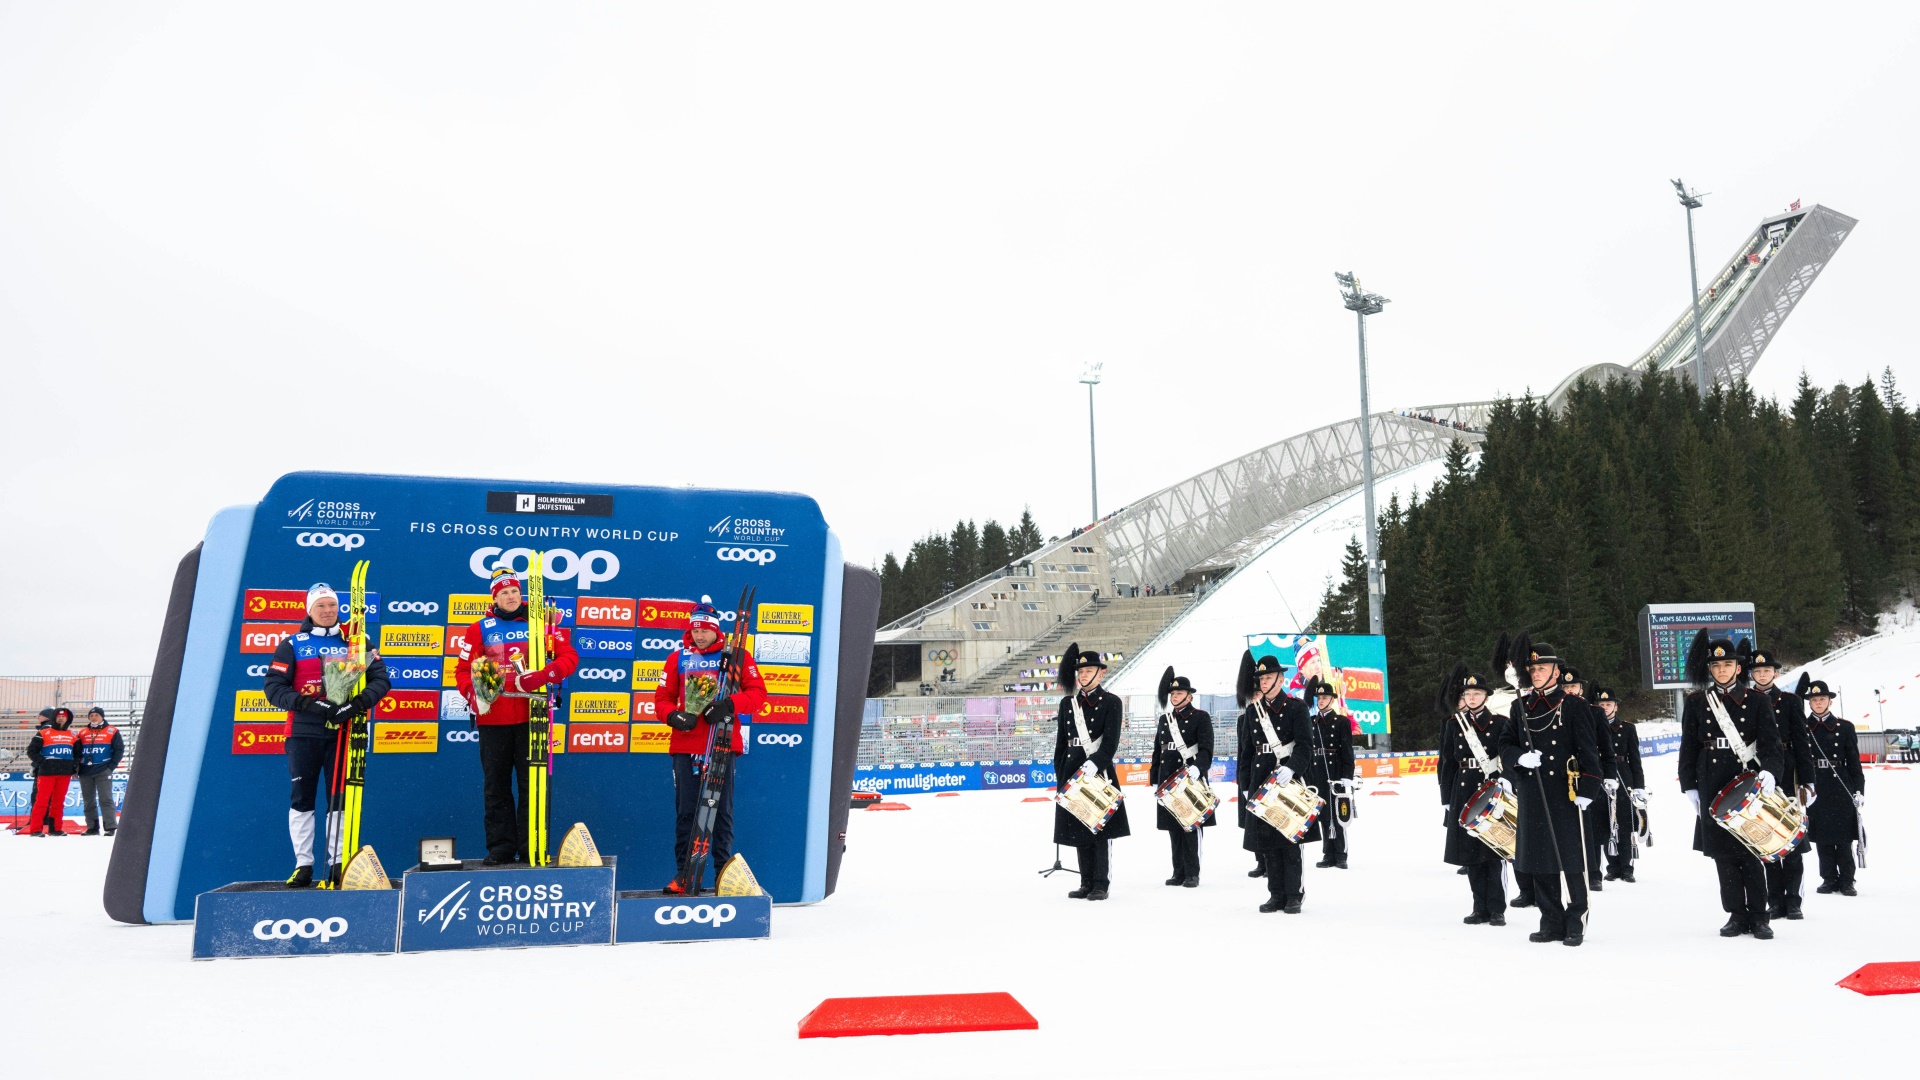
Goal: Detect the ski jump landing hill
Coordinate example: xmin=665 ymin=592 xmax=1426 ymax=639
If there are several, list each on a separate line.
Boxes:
xmin=104 ymin=471 xmax=881 ymax=932
xmin=873 ymin=203 xmax=1857 ymax=703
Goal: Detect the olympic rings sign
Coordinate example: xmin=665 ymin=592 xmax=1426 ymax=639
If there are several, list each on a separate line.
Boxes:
xmin=715 ymin=547 xmax=777 ymax=565
xmin=927 ymin=649 xmax=956 ymax=664
xmin=653 ymin=902 xmax=735 ymax=926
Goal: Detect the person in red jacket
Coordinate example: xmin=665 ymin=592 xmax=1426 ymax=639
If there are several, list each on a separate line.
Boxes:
xmin=26 ymin=708 xmax=79 ymax=836
xmin=454 ymin=569 xmax=579 ymax=864
xmin=652 ymin=597 xmax=766 ymax=891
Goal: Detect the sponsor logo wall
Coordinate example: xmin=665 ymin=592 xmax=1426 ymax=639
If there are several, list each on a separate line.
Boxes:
xmin=0 ymin=772 xmax=127 ymax=818
xmin=163 ymin=470 xmax=835 ymax=918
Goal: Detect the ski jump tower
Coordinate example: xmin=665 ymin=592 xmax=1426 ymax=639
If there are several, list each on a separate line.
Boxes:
xmin=873 ymin=203 xmax=1856 ymax=695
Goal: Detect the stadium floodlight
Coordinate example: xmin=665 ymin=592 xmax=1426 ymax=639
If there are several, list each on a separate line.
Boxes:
xmin=1672 ymin=178 xmax=1710 ymax=393
xmin=1080 ymin=362 xmax=1104 ymax=522
xmin=1335 ymin=272 xmax=1388 ymax=638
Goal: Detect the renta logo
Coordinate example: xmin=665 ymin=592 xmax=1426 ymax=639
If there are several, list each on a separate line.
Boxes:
xmin=240 ymin=623 xmax=302 ymax=653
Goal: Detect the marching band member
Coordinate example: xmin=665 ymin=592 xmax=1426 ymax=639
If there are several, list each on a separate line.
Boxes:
xmin=1052 ymin=644 xmax=1130 ymax=900
xmin=1496 ymin=637 xmax=1602 ymax=946
xmin=1438 ymin=667 xmax=1507 ymax=926
xmin=1593 ymin=688 xmax=1644 ymax=883
xmin=1559 ymin=667 xmax=1615 ymax=893
xmin=1305 ymin=678 xmax=1357 ymax=870
xmin=1678 ymin=634 xmax=1785 ymax=939
xmin=1149 ymin=671 xmax=1214 ymax=887
xmin=1802 ymin=681 xmax=1864 ymax=897
xmin=1748 ymin=650 xmax=1815 ymax=921
xmin=1237 ymin=652 xmax=1310 ymax=913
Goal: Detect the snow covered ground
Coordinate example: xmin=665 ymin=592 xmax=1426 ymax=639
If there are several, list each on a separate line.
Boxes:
xmin=1110 ymin=458 xmax=1450 ymax=697
xmin=5 ymin=750 xmax=1916 ymax=1078
xmin=1784 ymin=624 xmax=1920 ymax=732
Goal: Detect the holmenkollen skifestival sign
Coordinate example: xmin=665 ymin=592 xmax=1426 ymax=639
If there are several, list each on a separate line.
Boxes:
xmin=105 ymin=472 xmax=879 ymax=923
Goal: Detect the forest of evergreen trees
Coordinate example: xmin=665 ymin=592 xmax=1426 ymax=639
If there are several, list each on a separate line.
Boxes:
xmin=1310 ymin=369 xmax=1919 ymax=750
xmin=876 ymin=509 xmax=1047 ymax=624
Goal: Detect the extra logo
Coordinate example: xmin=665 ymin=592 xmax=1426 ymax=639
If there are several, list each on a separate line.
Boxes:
xmin=254 ymin=916 xmax=348 ymax=942
xmin=244 ymin=589 xmax=308 ymax=619
xmin=295 ymin=532 xmax=366 ymax=550
xmin=715 ymin=547 xmax=776 ymax=565
xmin=757 ymin=695 xmax=809 ymax=725
xmin=468 ymin=547 xmax=619 ymax=591
xmin=375 ymin=692 xmax=440 ymax=721
xmin=232 ymin=724 xmax=288 ymax=755
xmin=654 ymin=902 xmax=735 ymax=927
xmin=756 ymin=732 xmax=802 ymax=747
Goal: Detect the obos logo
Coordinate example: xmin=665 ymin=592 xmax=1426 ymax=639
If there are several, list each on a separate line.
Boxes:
xmin=253 ymin=916 xmax=348 ymax=943
xmin=574 ymin=667 xmax=628 ymax=683
xmin=469 ymin=547 xmax=619 ymax=591
xmin=715 ymin=547 xmax=776 ymax=565
xmin=654 ymin=902 xmax=735 ymax=927
xmin=295 ymin=532 xmax=366 ymax=550
xmin=387 ymin=600 xmax=440 ymax=615
xmin=756 ymin=732 xmax=803 ymax=747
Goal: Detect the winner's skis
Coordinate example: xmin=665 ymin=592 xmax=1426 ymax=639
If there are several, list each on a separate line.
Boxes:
xmin=674 ymin=584 xmax=755 ymax=896
xmin=324 ymin=559 xmax=371 ymax=889
xmin=525 ymin=552 xmax=555 ymax=867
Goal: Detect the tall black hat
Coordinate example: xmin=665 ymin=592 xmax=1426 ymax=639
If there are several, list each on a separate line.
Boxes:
xmin=1492 ymin=633 xmax=1514 ymax=689
xmin=1557 ymin=666 xmax=1584 ymax=689
xmin=1308 ymin=677 xmax=1338 ymax=699
xmin=1055 ymin=642 xmax=1106 ymax=688
xmin=1592 ymin=686 xmax=1617 ymax=704
xmin=1236 ymin=650 xmax=1286 ymax=706
xmin=1156 ymin=666 xmax=1177 ymax=710
xmin=1803 ymin=679 xmax=1834 ymax=699
xmin=1793 ymin=672 xmax=1811 ymax=697
xmin=1686 ymin=631 xmax=1744 ymax=687
xmin=1748 ymin=648 xmax=1782 ymax=670
xmin=1437 ymin=662 xmax=1468 ymax=715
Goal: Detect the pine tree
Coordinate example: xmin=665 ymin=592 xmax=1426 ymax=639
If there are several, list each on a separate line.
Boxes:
xmin=1010 ymin=508 xmax=1045 ymax=558
xmin=980 ymin=520 xmax=1011 ymax=574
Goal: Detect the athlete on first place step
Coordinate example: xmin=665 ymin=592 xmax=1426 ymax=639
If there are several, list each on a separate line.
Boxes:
xmin=1053 ymin=645 xmax=1130 ymax=900
xmin=654 ymin=597 xmax=766 ymax=894
xmin=262 ymin=583 xmax=391 ymax=887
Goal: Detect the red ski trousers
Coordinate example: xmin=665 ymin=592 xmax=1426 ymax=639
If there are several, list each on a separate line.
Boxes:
xmin=30 ymin=775 xmax=71 ymax=833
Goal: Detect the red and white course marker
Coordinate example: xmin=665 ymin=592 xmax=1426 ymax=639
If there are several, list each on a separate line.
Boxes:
xmin=1837 ymin=962 xmax=1920 ymax=996
xmin=798 ymin=992 xmax=1038 ymax=1038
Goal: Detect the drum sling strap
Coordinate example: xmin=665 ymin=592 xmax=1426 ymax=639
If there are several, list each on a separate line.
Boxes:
xmin=1456 ymin=711 xmax=1497 ymax=777
xmin=1162 ymin=708 xmax=1196 ymax=769
xmin=1253 ymin=700 xmax=1295 ymax=770
xmin=1706 ymin=690 xmax=1760 ymax=770
xmin=1072 ymin=694 xmax=1103 ymax=767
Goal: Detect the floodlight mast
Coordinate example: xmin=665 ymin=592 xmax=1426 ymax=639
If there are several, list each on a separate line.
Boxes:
xmin=1336 ymin=272 xmax=1388 ymax=639
xmin=1080 ymin=363 xmax=1104 ymax=521
xmin=1672 ymin=178 xmax=1710 ymax=393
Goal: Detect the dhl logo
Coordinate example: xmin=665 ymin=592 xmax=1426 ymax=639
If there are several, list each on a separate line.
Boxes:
xmin=631 ymin=660 xmax=666 ymax=691
xmin=375 ymin=691 xmax=440 ymax=720
xmin=629 ymin=723 xmax=672 ymax=754
xmin=372 ymin=722 xmax=439 ymax=753
xmin=637 ymin=599 xmax=693 ymax=630
xmin=757 ymin=694 xmax=809 ymax=725
xmin=232 ymin=724 xmax=288 ymax=755
xmin=243 ymin=589 xmax=309 ymax=619
xmin=447 ymin=594 xmax=493 ymax=624
xmin=379 ymin=625 xmax=444 ymax=655
xmin=569 ymin=691 xmax=631 ymax=720
xmin=756 ymin=603 xmax=814 ymax=634
xmin=575 ymin=597 xmax=637 ymax=628
xmin=239 ymin=623 xmax=302 ymax=654
xmin=760 ymin=664 xmax=812 ymax=696
xmin=233 ymin=690 xmax=282 ymax=723
xmin=567 ymin=722 xmax=629 ymax=753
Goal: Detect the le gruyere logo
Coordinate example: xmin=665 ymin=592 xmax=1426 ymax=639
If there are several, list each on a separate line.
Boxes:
xmin=569 ymin=692 xmax=631 ymax=720
xmin=234 ymin=690 xmax=281 ymax=722
xmin=380 ymin=624 xmax=444 ymax=655
xmin=631 ymin=660 xmax=666 ymax=690
xmin=756 ymin=603 xmax=814 ymax=634
xmin=446 ymin=594 xmax=493 ymax=624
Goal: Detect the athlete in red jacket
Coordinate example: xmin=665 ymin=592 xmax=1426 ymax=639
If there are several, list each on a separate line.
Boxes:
xmin=652 ymin=597 xmax=766 ymax=890
xmin=454 ymin=570 xmax=579 ymax=863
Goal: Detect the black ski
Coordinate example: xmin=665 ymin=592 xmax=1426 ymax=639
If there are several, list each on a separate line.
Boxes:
xmin=674 ymin=584 xmax=756 ymax=895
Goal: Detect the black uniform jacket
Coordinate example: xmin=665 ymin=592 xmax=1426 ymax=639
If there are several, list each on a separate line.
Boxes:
xmin=1295 ymin=708 xmax=1356 ymax=843
xmin=1497 ymin=687 xmax=1603 ymax=875
xmin=1678 ymin=684 xmax=1784 ymax=859
xmin=1605 ymin=718 xmax=1645 ymax=790
xmin=1149 ymin=703 xmax=1215 ymax=830
xmin=1237 ymin=693 xmax=1309 ymax=854
xmin=1053 ymin=686 xmax=1132 ymax=844
xmin=1804 ymin=712 xmax=1864 ymax=843
xmin=1439 ymin=707 xmax=1503 ymax=866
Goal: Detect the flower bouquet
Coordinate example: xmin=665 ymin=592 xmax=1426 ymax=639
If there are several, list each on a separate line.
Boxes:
xmin=471 ymin=657 xmax=505 ymax=716
xmin=684 ymin=672 xmax=719 ymax=717
xmin=322 ymin=650 xmax=368 ymax=706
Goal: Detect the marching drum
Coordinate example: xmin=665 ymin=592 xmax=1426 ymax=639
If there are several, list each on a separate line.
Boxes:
xmin=1248 ymin=777 xmax=1323 ymax=842
xmin=1153 ymin=771 xmax=1218 ymax=832
xmin=1709 ymin=771 xmax=1808 ymax=863
xmin=1058 ymin=771 xmax=1125 ymax=834
xmin=1459 ymin=779 xmax=1518 ymax=860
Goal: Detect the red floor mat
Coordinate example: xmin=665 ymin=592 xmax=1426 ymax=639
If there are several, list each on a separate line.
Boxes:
xmin=1837 ymin=962 xmax=1920 ymax=996
xmin=798 ymin=992 xmax=1038 ymax=1038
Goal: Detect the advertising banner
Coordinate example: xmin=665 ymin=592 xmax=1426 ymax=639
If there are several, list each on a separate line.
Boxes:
xmin=0 ymin=772 xmax=126 ymax=819
xmin=120 ymin=471 xmax=868 ymax=923
xmin=398 ymin=864 xmax=615 ymax=952
xmin=1247 ymin=633 xmax=1393 ymax=734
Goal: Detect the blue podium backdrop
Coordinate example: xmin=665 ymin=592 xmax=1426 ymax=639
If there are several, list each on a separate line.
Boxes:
xmin=110 ymin=471 xmax=879 ymax=922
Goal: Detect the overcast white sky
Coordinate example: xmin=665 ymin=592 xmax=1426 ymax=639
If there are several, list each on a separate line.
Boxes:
xmin=3 ymin=2 xmax=1916 ymax=673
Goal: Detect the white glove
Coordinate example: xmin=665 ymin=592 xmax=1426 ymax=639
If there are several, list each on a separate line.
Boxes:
xmin=1686 ymin=789 xmax=1702 ymax=814
xmin=1575 ymin=796 xmax=1593 ymax=811
xmin=1631 ymin=788 xmax=1647 ymax=808
xmin=1797 ymin=784 xmax=1817 ymax=808
xmin=1604 ymin=779 xmax=1619 ymax=795
xmin=1276 ymin=766 xmax=1295 ymax=786
xmin=1496 ymin=778 xmax=1513 ymax=796
xmin=1076 ymin=760 xmax=1098 ymax=778
xmin=1185 ymin=765 xmax=1201 ymax=780
xmin=1852 ymin=793 xmax=1865 ymax=809
xmin=1757 ymin=770 xmax=1777 ymax=795
xmin=1517 ymin=750 xmax=1542 ymax=769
